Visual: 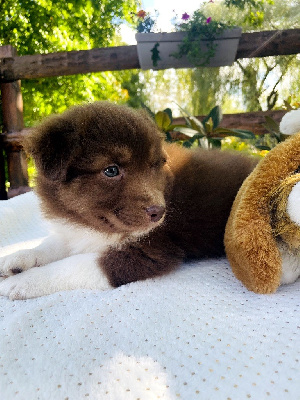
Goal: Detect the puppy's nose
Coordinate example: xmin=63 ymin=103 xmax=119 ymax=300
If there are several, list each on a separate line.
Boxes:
xmin=146 ymin=205 xmax=165 ymax=223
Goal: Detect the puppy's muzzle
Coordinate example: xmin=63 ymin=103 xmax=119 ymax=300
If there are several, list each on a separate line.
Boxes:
xmin=145 ymin=205 xmax=165 ymax=223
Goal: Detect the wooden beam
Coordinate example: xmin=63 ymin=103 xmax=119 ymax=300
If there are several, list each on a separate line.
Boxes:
xmin=0 ymin=138 xmax=7 ymax=199
xmin=4 ymin=110 xmax=286 ymax=151
xmin=1 ymin=46 xmax=140 ymax=81
xmin=236 ymin=29 xmax=300 ymax=59
xmin=1 ymin=128 xmax=29 ymax=150
xmin=0 ymin=46 xmax=29 ymax=197
xmin=0 ymin=47 xmax=17 ymax=198
xmin=0 ymin=30 xmax=299 ymax=81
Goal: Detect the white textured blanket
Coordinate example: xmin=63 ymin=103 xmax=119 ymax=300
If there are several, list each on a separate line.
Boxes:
xmin=0 ymin=192 xmax=299 ymax=400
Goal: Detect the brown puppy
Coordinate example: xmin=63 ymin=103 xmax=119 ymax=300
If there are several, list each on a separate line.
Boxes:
xmin=0 ymin=102 xmax=257 ymax=299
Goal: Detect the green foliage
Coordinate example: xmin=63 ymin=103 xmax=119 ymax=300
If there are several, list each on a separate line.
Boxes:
xmin=152 ymin=105 xmax=289 ymax=157
xmin=137 ymin=15 xmax=155 ymax=33
xmin=221 ymin=137 xmax=266 ymax=158
xmin=153 ymin=105 xmax=255 ymax=149
xmin=224 ymin=0 xmax=274 ymax=26
xmin=120 ymin=71 xmax=148 ymax=109
xmin=0 ymin=0 xmax=138 ymax=54
xmin=0 ymin=0 xmax=141 ymax=125
xmin=21 ymin=70 xmax=146 ymax=126
xmin=136 ymin=11 xmax=158 ymax=33
xmin=151 ymin=43 xmax=161 ymax=67
xmin=254 ymin=115 xmax=285 ymax=150
xmin=222 ymin=113 xmax=290 ymax=156
xmin=27 ymin=157 xmax=36 ymax=188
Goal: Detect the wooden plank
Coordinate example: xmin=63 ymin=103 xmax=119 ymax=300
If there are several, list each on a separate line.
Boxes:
xmin=236 ymin=29 xmax=300 ymax=59
xmin=4 ymin=110 xmax=286 ymax=151
xmin=0 ymin=140 xmax=7 ymax=200
xmin=1 ymin=81 xmax=24 ymax=132
xmin=0 ymin=30 xmax=299 ymax=81
xmin=1 ymin=46 xmax=140 ymax=81
xmin=0 ymin=46 xmax=18 ymax=198
xmin=0 ymin=46 xmax=29 ymax=197
xmin=1 ymin=128 xmax=29 ymax=149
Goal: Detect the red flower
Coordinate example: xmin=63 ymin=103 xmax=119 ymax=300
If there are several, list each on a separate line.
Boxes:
xmin=136 ymin=10 xmax=147 ymax=19
xmin=206 ymin=17 xmax=212 ymax=24
xmin=181 ymin=12 xmax=190 ymax=21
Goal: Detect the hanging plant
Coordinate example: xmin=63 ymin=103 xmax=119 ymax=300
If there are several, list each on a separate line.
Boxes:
xmin=171 ymin=11 xmax=235 ymax=67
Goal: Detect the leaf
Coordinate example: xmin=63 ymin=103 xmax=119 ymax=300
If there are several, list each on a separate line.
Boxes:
xmin=202 ymin=106 xmax=223 ymax=129
xmin=214 ymin=127 xmax=255 ymax=139
xmin=165 ymin=132 xmax=173 ymax=143
xmin=155 ymin=111 xmax=171 ymax=131
xmin=263 ymin=116 xmax=281 ymax=139
xmin=173 ymin=126 xmax=200 ymax=137
xmin=151 ymin=42 xmax=161 ymax=67
xmin=183 ymin=141 xmax=193 ymax=148
xmin=205 ymin=117 xmax=214 ymax=134
xmin=231 ymin=129 xmax=256 ymax=138
xmin=184 ymin=117 xmax=193 ymax=128
xmin=163 ymin=108 xmax=173 ymax=123
xmin=255 ymin=145 xmax=271 ymax=151
xmin=168 ymin=124 xmax=191 ymax=130
xmin=188 ymin=116 xmax=205 ymax=134
xmin=174 ymin=102 xmax=192 ymax=117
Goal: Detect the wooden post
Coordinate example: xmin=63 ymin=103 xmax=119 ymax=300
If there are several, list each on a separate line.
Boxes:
xmin=0 ymin=134 xmax=7 ymax=200
xmin=0 ymin=45 xmax=29 ymax=198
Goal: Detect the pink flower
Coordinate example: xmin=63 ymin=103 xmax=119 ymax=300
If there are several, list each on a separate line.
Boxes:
xmin=206 ymin=17 xmax=212 ymax=24
xmin=209 ymin=0 xmax=214 ymax=2
xmin=181 ymin=12 xmax=190 ymax=21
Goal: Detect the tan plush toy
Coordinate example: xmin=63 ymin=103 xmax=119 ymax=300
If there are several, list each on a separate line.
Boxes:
xmin=225 ymin=110 xmax=300 ymax=293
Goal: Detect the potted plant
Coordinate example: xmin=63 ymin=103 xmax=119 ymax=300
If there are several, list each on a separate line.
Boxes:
xmin=135 ymin=9 xmax=242 ymax=70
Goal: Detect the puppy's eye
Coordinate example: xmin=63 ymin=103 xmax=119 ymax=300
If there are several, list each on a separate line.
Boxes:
xmin=104 ymin=165 xmax=119 ymax=178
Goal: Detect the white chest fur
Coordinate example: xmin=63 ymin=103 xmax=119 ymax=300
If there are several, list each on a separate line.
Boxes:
xmin=0 ymin=218 xmax=121 ymax=299
xmin=49 ymin=219 xmax=122 ymax=256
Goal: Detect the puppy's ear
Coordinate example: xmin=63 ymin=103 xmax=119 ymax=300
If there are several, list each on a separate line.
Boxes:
xmin=24 ymin=114 xmax=81 ymax=181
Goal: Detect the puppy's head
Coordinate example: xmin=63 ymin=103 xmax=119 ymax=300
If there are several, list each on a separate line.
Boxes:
xmin=25 ymin=102 xmax=173 ymax=237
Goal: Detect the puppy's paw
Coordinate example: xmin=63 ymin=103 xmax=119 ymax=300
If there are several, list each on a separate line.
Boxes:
xmin=0 ymin=273 xmax=31 ymax=300
xmin=0 ymin=267 xmax=49 ymax=300
xmin=0 ymin=250 xmax=39 ymax=278
xmin=0 ymin=253 xmax=113 ymax=300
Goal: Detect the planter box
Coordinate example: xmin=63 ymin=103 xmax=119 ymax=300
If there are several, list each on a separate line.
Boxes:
xmin=135 ymin=28 xmax=242 ymax=70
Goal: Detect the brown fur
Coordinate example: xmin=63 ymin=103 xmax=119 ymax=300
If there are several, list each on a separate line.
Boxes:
xmin=25 ymin=102 xmax=256 ymax=288
xmin=224 ymin=132 xmax=300 ymax=294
